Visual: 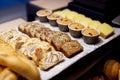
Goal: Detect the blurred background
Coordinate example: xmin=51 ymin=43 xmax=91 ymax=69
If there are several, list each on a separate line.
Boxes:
xmin=0 ymin=0 xmax=30 ymax=9
xmin=0 ymin=0 xmax=31 ymax=23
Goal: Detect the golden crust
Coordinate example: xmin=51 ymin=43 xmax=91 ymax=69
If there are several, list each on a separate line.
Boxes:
xmin=0 ymin=41 xmax=41 ymax=80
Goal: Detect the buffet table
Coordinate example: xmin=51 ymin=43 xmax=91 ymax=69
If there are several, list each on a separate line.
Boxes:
xmin=0 ymin=19 xmax=120 ymax=80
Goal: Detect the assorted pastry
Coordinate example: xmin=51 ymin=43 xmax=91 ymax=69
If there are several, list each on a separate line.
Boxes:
xmin=36 ymin=9 xmax=115 ymax=40
xmin=52 ymin=9 xmax=114 ymax=39
xmin=0 ymin=29 xmax=65 ymax=70
xmin=18 ymin=22 xmax=83 ymax=58
xmin=0 ymin=9 xmax=116 ymax=79
xmin=0 ymin=23 xmax=83 ymax=70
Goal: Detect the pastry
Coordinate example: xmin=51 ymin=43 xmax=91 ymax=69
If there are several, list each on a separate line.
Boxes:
xmin=68 ymin=23 xmax=84 ymax=38
xmin=52 ymin=33 xmax=71 ymax=51
xmin=73 ymin=14 xmax=85 ymax=23
xmin=45 ymin=31 xmax=62 ymax=44
xmin=35 ymin=27 xmax=51 ymax=41
xmin=88 ymin=20 xmax=101 ymax=29
xmin=57 ymin=18 xmax=73 ymax=25
xmin=38 ymin=51 xmax=64 ymax=70
xmin=118 ymin=69 xmax=120 ymax=80
xmin=97 ymin=23 xmax=114 ymax=39
xmin=82 ymin=28 xmax=99 ymax=36
xmin=37 ymin=10 xmax=52 ymax=16
xmin=47 ymin=13 xmax=62 ymax=26
xmin=61 ymin=40 xmax=83 ymax=57
xmin=81 ymin=28 xmax=100 ymax=44
xmin=36 ymin=9 xmax=52 ymax=22
xmin=0 ymin=29 xmax=17 ymax=43
xmin=18 ymin=22 xmax=32 ymax=33
xmin=19 ymin=38 xmax=54 ymax=58
xmin=0 ymin=68 xmax=18 ymax=80
xmin=104 ymin=60 xmax=120 ymax=80
xmin=8 ymin=33 xmax=29 ymax=50
xmin=78 ymin=17 xmax=92 ymax=27
xmin=57 ymin=18 xmax=73 ymax=32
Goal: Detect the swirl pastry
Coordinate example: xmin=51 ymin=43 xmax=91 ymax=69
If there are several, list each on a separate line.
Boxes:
xmin=38 ymin=51 xmax=64 ymax=70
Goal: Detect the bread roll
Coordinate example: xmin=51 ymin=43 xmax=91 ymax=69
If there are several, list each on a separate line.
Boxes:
xmin=0 ymin=52 xmax=41 ymax=80
xmin=0 ymin=68 xmax=18 ymax=80
xmin=104 ymin=60 xmax=120 ymax=80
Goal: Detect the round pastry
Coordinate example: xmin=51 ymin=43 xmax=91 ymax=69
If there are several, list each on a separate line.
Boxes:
xmin=68 ymin=23 xmax=84 ymax=38
xmin=81 ymin=28 xmax=100 ymax=44
xmin=36 ymin=9 xmax=52 ymax=22
xmin=47 ymin=13 xmax=62 ymax=26
xmin=57 ymin=18 xmax=73 ymax=32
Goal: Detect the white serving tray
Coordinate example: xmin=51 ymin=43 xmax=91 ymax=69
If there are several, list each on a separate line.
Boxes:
xmin=0 ymin=20 xmax=120 ymax=80
xmin=35 ymin=20 xmax=120 ymax=80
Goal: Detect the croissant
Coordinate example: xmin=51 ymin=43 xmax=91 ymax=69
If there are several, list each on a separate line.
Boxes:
xmin=0 ymin=42 xmax=41 ymax=80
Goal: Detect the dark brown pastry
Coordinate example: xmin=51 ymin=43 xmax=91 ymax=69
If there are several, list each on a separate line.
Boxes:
xmin=61 ymin=40 xmax=83 ymax=57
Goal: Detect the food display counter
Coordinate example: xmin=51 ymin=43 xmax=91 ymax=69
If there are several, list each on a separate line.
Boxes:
xmin=1 ymin=18 xmax=120 ymax=80
xmin=0 ymin=0 xmax=120 ymax=79
xmin=35 ymin=20 xmax=120 ymax=80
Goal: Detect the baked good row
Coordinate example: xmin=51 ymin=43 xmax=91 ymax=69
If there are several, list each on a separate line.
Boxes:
xmin=36 ymin=9 xmax=114 ymax=39
xmin=0 ymin=40 xmax=41 ymax=80
xmin=18 ymin=22 xmax=83 ymax=58
xmin=55 ymin=9 xmax=114 ymax=39
xmin=0 ymin=29 xmax=64 ymax=70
